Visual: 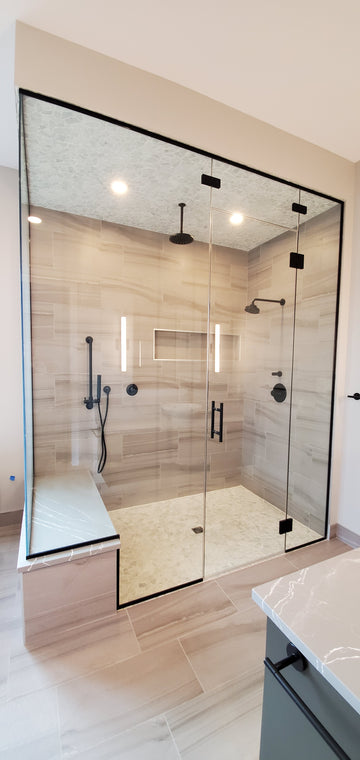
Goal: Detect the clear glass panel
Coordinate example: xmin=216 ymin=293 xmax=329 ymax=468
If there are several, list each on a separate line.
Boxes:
xmin=19 ymin=94 xmax=33 ymax=556
xmin=205 ymin=205 xmax=297 ymax=577
xmin=23 ymin=94 xmax=210 ymax=601
xmin=285 ymin=192 xmax=342 ymax=550
xmin=211 ymin=159 xmax=301 ymax=229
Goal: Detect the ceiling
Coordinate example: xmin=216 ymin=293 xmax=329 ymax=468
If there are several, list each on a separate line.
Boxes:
xmin=2 ymin=0 xmax=360 ymax=170
xmin=23 ymin=94 xmax=337 ymax=250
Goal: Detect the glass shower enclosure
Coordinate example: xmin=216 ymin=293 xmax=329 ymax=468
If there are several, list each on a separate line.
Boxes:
xmin=19 ymin=90 xmax=343 ymax=606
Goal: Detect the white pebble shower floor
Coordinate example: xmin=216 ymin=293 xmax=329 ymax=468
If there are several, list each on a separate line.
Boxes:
xmin=110 ymin=485 xmax=320 ymax=605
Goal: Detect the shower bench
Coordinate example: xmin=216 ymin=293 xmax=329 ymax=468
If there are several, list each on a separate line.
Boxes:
xmin=17 ymin=469 xmax=120 ymax=647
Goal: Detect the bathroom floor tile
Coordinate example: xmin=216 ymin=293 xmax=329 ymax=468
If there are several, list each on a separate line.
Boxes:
xmin=0 ymin=687 xmax=61 ymax=759
xmin=216 ymin=553 xmax=297 ymax=609
xmin=286 ymin=538 xmax=352 ymax=570
xmin=8 ymin=610 xmax=140 ymax=698
xmin=127 ymin=580 xmax=236 ymax=651
xmin=179 ymin=605 xmax=266 ymax=692
xmin=166 ymin=668 xmax=263 ymax=760
xmin=68 ymin=716 xmax=179 ymax=759
xmin=58 ymin=639 xmax=203 ymax=757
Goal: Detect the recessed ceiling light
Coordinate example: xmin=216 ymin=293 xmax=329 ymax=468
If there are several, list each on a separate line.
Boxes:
xmin=230 ymin=212 xmax=244 ymax=225
xmin=111 ymin=180 xmax=128 ymax=195
xmin=28 ymin=216 xmax=42 ymax=224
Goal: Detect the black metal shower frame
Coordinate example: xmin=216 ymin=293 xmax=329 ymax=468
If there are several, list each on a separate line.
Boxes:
xmin=18 ymin=88 xmax=344 ymax=597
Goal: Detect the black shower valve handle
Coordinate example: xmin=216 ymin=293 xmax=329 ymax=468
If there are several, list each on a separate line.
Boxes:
xmin=347 ymin=392 xmax=360 ymax=400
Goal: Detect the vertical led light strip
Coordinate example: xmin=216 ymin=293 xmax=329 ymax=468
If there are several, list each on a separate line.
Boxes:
xmin=121 ymin=316 xmax=127 ymax=372
xmin=215 ymin=323 xmax=220 ymax=373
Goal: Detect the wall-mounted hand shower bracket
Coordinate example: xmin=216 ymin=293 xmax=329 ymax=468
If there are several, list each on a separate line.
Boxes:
xmin=84 ymin=336 xmax=102 ymax=409
xmin=83 ymin=336 xmax=111 ymax=473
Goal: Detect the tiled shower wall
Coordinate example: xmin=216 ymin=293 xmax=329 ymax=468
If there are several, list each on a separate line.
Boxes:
xmin=241 ymin=206 xmax=340 ymax=534
xmin=29 ymin=207 xmax=247 ymax=510
xmin=29 ymin=204 xmax=340 ymax=531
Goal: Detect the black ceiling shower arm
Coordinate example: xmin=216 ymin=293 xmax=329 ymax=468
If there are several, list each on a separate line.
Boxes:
xmin=169 ymin=202 xmax=194 ymax=245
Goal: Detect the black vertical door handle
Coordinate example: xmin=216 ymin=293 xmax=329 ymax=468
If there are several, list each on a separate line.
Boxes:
xmin=211 ymin=401 xmax=223 ymax=442
xmin=211 ymin=400 xmax=216 ymax=438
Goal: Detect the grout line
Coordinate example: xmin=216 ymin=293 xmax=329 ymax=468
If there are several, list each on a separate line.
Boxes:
xmin=125 ymin=608 xmax=142 ymax=654
xmin=164 ymin=713 xmax=183 ymax=760
xmin=177 ymin=637 xmax=207 ymax=694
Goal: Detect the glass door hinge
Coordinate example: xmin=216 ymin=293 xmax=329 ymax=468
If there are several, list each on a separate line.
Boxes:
xmin=279 ymin=518 xmax=293 ymax=534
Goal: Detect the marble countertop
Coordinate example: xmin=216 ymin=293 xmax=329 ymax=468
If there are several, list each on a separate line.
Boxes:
xmin=252 ymin=548 xmax=360 ymax=715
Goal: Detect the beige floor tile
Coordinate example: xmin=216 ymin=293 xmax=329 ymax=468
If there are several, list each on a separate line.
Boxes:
xmin=0 ymin=654 xmax=8 ymax=705
xmin=58 ymin=639 xmax=202 ymax=757
xmin=217 ymin=554 xmax=297 ymax=609
xmin=0 ymin=569 xmax=18 ymax=599
xmin=128 ymin=581 xmax=236 ymax=651
xmin=0 ymin=687 xmax=61 ymax=760
xmin=8 ymin=611 xmax=140 ymax=698
xmin=180 ymin=605 xmax=266 ymax=692
xmin=69 ymin=716 xmax=179 ymax=759
xmin=286 ymin=538 xmax=352 ymax=570
xmin=166 ymin=669 xmax=263 ymax=760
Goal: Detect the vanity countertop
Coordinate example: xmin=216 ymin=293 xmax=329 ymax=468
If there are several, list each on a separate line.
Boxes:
xmin=252 ymin=547 xmax=360 ymax=715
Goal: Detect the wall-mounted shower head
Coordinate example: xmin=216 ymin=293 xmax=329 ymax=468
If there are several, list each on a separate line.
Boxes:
xmin=169 ymin=203 xmax=194 ymax=245
xmin=245 ymin=301 xmax=260 ymax=314
xmin=244 ymin=297 xmax=285 ymax=314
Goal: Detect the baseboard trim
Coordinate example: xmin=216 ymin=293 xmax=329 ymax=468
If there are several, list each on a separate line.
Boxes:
xmin=0 ymin=509 xmax=23 ymax=527
xmin=335 ymin=523 xmax=360 ymax=548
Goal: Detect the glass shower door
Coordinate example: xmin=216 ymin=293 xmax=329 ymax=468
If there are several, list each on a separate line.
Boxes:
xmin=285 ymin=191 xmax=342 ymax=550
xmin=205 ymin=203 xmax=298 ymax=577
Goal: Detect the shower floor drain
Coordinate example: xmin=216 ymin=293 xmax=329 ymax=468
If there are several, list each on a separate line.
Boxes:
xmin=192 ymin=526 xmax=204 ymax=534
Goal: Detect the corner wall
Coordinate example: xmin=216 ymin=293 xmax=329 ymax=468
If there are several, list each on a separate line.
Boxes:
xmin=0 ymin=166 xmax=24 ymax=520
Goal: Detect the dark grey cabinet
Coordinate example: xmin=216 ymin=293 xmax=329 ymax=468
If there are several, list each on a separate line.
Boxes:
xmin=260 ymin=620 xmax=360 ymax=760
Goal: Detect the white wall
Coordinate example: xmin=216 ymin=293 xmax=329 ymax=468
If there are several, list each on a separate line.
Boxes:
xmin=337 ymin=161 xmax=360 ymax=537
xmin=13 ymin=22 xmax=358 ymax=532
xmin=0 ymin=166 xmax=24 ymax=516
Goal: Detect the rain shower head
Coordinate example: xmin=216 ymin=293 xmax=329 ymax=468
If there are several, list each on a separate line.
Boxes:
xmin=169 ymin=203 xmax=194 ymax=245
xmin=245 ymin=297 xmax=285 ymax=314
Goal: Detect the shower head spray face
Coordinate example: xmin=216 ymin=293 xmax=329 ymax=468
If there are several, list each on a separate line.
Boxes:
xmin=244 ymin=301 xmax=260 ymax=314
xmin=169 ymin=202 xmax=194 ymax=245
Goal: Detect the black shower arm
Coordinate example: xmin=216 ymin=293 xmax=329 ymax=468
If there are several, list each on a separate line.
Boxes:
xmin=253 ymin=298 xmax=285 ymax=306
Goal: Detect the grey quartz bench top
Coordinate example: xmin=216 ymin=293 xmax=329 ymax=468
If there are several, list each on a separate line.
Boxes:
xmin=18 ymin=469 xmax=120 ymax=571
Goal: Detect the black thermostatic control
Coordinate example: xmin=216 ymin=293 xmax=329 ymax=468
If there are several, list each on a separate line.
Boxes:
xmin=126 ymin=383 xmax=138 ymax=396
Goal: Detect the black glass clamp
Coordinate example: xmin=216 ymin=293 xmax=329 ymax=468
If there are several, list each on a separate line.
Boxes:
xmin=347 ymin=393 xmax=360 ymax=400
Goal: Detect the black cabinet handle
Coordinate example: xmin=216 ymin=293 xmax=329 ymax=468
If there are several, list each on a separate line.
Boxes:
xmin=264 ymin=656 xmax=351 ymax=760
xmin=347 ymin=393 xmax=360 ymax=400
xmin=211 ymin=401 xmax=223 ymax=443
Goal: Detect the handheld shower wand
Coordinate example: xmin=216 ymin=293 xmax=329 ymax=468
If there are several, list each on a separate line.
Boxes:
xmin=84 ymin=336 xmax=111 ymax=473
